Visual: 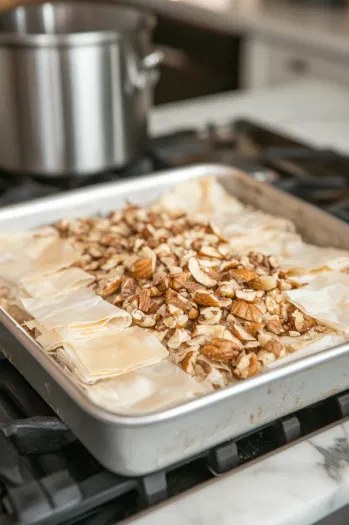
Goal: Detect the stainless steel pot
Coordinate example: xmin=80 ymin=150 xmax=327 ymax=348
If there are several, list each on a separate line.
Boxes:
xmin=0 ymin=2 xmax=164 ymax=177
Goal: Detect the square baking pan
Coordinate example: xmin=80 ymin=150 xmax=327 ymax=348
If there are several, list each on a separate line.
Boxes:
xmin=1 ymin=164 xmax=349 ymax=476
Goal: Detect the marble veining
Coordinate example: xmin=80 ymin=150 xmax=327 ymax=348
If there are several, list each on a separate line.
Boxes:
xmin=126 ymin=420 xmax=349 ymax=525
xmin=311 ymin=434 xmax=349 ymax=483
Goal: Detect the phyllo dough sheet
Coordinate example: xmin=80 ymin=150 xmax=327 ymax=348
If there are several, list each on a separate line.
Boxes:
xmin=57 ymin=326 xmax=169 ymax=384
xmin=223 ymin=230 xmax=303 ymax=256
xmin=284 ymin=272 xmax=349 ymax=333
xmin=25 ymin=319 xmax=62 ymax=352
xmin=266 ymin=332 xmax=346 ymax=369
xmin=280 ymin=244 xmax=349 ymax=275
xmin=153 ymin=176 xmax=244 ymax=217
xmin=85 ymin=358 xmax=210 ymax=413
xmin=20 ymin=268 xmax=95 ymax=298
xmin=0 ymin=227 xmax=58 ymax=253
xmin=155 ymin=176 xmax=295 ymax=235
xmin=20 ymin=287 xmax=131 ymax=332
xmin=0 ymin=236 xmax=79 ymax=283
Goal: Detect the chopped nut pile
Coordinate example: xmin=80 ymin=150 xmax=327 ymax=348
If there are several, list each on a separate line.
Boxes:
xmin=54 ymin=205 xmax=325 ymax=388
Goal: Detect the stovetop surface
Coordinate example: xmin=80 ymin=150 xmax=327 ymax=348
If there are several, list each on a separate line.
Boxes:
xmin=2 ymin=118 xmax=349 ymax=219
xmin=1 ymin=118 xmax=349 ymax=525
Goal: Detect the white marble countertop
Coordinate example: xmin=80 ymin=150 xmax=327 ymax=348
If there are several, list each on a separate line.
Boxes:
xmin=127 ymin=0 xmax=349 ymax=61
xmin=151 ymin=78 xmax=349 ymax=154
xmin=145 ymin=79 xmax=349 ymax=525
xmin=127 ymin=420 xmax=349 ymax=525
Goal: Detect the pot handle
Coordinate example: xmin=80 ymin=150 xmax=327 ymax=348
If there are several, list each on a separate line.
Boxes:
xmin=130 ymin=46 xmax=189 ymax=89
xmin=142 ymin=46 xmax=190 ymax=72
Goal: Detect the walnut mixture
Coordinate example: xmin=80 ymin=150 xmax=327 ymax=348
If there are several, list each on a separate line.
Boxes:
xmin=54 ymin=204 xmax=325 ymax=388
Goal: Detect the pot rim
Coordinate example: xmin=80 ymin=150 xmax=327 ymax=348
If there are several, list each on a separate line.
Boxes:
xmin=0 ymin=1 xmax=156 ymax=48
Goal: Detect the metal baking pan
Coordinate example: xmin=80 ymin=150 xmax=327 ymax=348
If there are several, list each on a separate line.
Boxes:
xmin=1 ymin=164 xmax=349 ymax=477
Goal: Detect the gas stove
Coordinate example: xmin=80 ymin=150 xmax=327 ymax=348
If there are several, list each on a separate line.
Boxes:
xmin=2 ymin=119 xmax=349 ymax=525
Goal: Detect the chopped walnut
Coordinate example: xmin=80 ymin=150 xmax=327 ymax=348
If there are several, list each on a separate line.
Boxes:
xmin=234 ymin=353 xmax=260 ymax=379
xmin=54 ymin=201 xmax=325 ymax=388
